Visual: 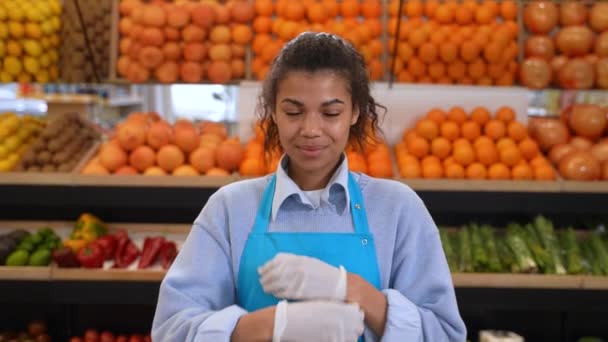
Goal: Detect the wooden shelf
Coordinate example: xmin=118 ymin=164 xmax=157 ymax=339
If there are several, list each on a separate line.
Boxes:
xmin=51 ymin=267 xmax=165 ymax=282
xmin=452 ymin=273 xmax=586 ymax=289
xmin=400 ymin=179 xmax=561 ymax=192
xmin=0 ymin=266 xmax=51 ymax=281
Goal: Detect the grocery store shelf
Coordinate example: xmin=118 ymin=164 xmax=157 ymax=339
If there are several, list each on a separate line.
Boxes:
xmin=400 ymin=179 xmax=561 ymax=192
xmin=51 ymin=267 xmax=165 ymax=282
xmin=452 ymin=273 xmax=586 ymax=289
xmin=0 ymin=266 xmax=51 ymax=281
xmin=560 ymin=181 xmax=608 ymax=193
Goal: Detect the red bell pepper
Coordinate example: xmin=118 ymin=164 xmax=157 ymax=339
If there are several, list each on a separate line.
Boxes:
xmin=114 ymin=233 xmax=140 ymax=268
xmin=138 ymin=236 xmax=165 ymax=269
xmin=93 ymin=235 xmax=117 ymax=260
xmin=77 ymin=243 xmax=104 ymax=268
xmin=160 ymin=241 xmax=178 ymax=269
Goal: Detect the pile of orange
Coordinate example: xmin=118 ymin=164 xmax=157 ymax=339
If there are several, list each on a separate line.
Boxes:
xmin=239 ymin=124 xmax=282 ymax=176
xmin=346 ymin=137 xmax=394 ymax=178
xmin=395 ymin=106 xmax=557 ymax=181
xmin=389 ymin=0 xmax=519 ymax=86
xmin=252 ymin=0 xmax=384 ymax=81
xmin=116 ymin=0 xmax=253 ymax=83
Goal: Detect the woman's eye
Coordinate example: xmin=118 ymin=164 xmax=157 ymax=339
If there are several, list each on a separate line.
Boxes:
xmin=285 ymin=111 xmax=301 ymax=116
xmin=324 ymin=112 xmax=340 ymax=117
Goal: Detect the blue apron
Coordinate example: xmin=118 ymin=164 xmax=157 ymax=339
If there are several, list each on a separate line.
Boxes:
xmin=237 ymin=172 xmax=381 ymax=341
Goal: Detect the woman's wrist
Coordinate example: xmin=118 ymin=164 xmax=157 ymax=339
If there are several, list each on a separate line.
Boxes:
xmin=231 ymin=306 xmax=276 ymax=342
xmin=346 ymin=272 xmax=388 ymax=337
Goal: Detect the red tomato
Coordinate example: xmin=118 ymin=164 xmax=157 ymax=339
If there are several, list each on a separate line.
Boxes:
xmin=128 ymin=334 xmax=144 ymax=342
xmin=100 ymin=331 xmax=115 ymax=342
xmin=84 ymin=330 xmax=99 ymax=342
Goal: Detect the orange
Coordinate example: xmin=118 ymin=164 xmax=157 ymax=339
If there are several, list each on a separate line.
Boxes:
xmin=488 ymin=163 xmax=510 ymax=180
xmin=507 ymin=121 xmax=527 ymax=142
xmin=424 ymin=0 xmax=440 ymax=18
xmin=404 ymin=0 xmax=423 ymax=17
xmin=461 ymin=121 xmax=481 ymax=141
xmin=253 ymin=34 xmax=272 ymax=55
xmin=455 ymin=6 xmax=474 ymax=25
xmin=460 ymin=77 xmax=475 ymax=85
xmin=463 ymin=0 xmax=478 ymax=12
xmin=422 ymin=155 xmax=441 ymax=167
xmin=447 ymin=60 xmax=467 ymax=80
xmin=439 ymin=42 xmax=458 ymax=63
xmin=483 ymin=42 xmax=504 ymax=63
xmin=403 ymin=129 xmax=419 ymax=144
xmin=470 ymin=107 xmax=491 ymax=126
xmin=530 ymin=156 xmax=550 ymax=169
xmin=348 ymin=153 xmax=368 ymax=174
xmin=496 ymin=106 xmax=516 ymax=123
xmin=427 ymin=108 xmax=447 ymax=124
xmin=443 ymin=156 xmax=457 ymax=168
xmin=437 ymin=76 xmax=453 ymax=85
xmin=453 ymin=144 xmax=475 ymax=166
xmin=368 ymin=39 xmax=383 ymax=57
xmin=340 ymin=0 xmax=360 ymax=17
xmin=253 ymin=17 xmax=272 ymax=34
xmin=415 ymin=119 xmax=439 ymax=140
xmin=367 ymin=59 xmax=383 ymax=81
xmin=467 ymin=59 xmax=486 ymax=80
xmin=307 ymin=3 xmax=327 ymax=23
xmin=475 ymin=5 xmax=494 ymax=25
xmin=484 ymin=0 xmax=499 ymax=17
xmin=430 ymin=31 xmax=446 ymax=45
xmin=255 ymin=0 xmax=274 ymax=16
xmin=422 ymin=162 xmax=444 ymax=179
xmin=400 ymin=161 xmax=422 ymax=179
xmin=518 ymin=138 xmax=539 ymax=161
xmin=499 ymin=146 xmax=521 ymax=167
xmin=484 ymin=119 xmax=506 ymax=140
xmin=496 ymin=137 xmax=517 ymax=151
xmin=488 ymin=63 xmax=506 ymax=80
xmin=398 ymin=70 xmax=415 ymax=83
xmin=477 ymin=76 xmax=494 ymax=86
xmin=418 ymin=43 xmax=438 ymax=64
xmin=322 ymin=0 xmax=339 ymax=17
xmin=534 ymin=165 xmax=556 ymax=181
xmin=285 ymin=3 xmax=306 ymax=20
xmin=398 ymin=43 xmax=414 ymax=62
xmin=440 ymin=121 xmax=460 ymax=141
xmin=512 ymin=163 xmax=533 ymax=180
xmin=435 ymin=4 xmax=454 ymax=24
xmin=454 ymin=138 xmax=472 ymax=149
xmin=445 ymin=163 xmax=465 ymax=179
xmin=362 ymin=0 xmax=382 ymax=18
xmin=366 ymin=19 xmax=383 ymax=38
xmin=408 ymin=58 xmax=426 ymax=78
xmin=407 ymin=136 xmax=430 ymax=158
xmin=428 ymin=62 xmax=446 ymax=80
xmin=475 ymin=144 xmax=499 ymax=166
xmin=390 ymin=57 xmax=405 ymax=75
xmin=447 ymin=106 xmax=468 ymax=125
xmin=368 ymin=162 xmax=394 ymax=178
xmin=409 ymin=29 xmax=429 ymax=48
xmin=474 ymin=136 xmax=494 ymax=149
xmin=460 ymin=41 xmax=481 ymax=62
xmin=431 ymin=137 xmax=452 ymax=159
xmin=466 ymin=162 xmax=487 ymax=179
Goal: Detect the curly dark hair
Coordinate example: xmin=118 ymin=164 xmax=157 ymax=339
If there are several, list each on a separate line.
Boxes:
xmin=256 ymin=32 xmax=386 ymax=156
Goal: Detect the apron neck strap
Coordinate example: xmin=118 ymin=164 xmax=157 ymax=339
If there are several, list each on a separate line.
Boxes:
xmin=251 ymin=173 xmax=371 ymax=235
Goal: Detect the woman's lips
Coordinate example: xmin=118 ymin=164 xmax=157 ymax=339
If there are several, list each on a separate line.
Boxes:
xmin=297 ymin=145 xmax=325 ymax=157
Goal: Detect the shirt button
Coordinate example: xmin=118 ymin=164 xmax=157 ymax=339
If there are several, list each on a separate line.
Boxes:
xmin=354 ymin=204 xmax=361 ymax=210
xmin=361 ymin=239 xmax=368 ymax=246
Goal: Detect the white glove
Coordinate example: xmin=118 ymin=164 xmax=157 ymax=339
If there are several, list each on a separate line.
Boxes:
xmin=259 ymin=253 xmax=347 ymax=301
xmin=273 ymin=300 xmax=364 ymax=342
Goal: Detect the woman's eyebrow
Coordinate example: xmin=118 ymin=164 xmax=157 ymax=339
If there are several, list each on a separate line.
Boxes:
xmin=321 ymin=99 xmax=345 ymax=106
xmin=280 ymin=98 xmax=304 ymax=106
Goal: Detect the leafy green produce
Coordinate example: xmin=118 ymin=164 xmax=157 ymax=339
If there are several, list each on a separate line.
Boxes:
xmin=505 ymin=226 xmax=538 ymax=273
xmin=533 ymin=216 xmax=566 ymax=275
xmin=469 ymin=224 xmax=489 ymax=272
xmin=480 ymin=225 xmax=502 ymax=272
xmin=6 ymin=250 xmax=29 ymax=266
xmin=581 ymin=239 xmax=603 ymax=276
xmin=457 ymin=228 xmax=474 ymax=273
xmin=588 ymin=233 xmax=608 ymax=275
xmin=497 ymin=238 xmax=518 ymax=273
xmin=560 ymin=228 xmax=584 ymax=275
xmin=439 ymin=228 xmax=457 ymax=271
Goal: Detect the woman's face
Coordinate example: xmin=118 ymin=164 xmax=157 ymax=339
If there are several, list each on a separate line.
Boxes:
xmin=273 ymin=70 xmax=359 ymax=176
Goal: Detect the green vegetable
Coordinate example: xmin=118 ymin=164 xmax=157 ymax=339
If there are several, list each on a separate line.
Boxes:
xmin=469 ymin=224 xmax=489 ymax=272
xmin=457 ymin=228 xmax=474 ymax=272
xmin=29 ymin=249 xmax=51 ymax=266
xmin=439 ymin=228 xmax=456 ymax=272
xmin=519 ymin=223 xmax=552 ymax=273
xmin=480 ymin=225 xmax=502 ymax=272
xmin=588 ymin=233 xmax=608 ymax=275
xmin=506 ymin=225 xmax=537 ymax=273
xmin=37 ymin=227 xmax=54 ymax=238
xmin=497 ymin=238 xmax=519 ymax=273
xmin=5 ymin=250 xmax=29 ymax=266
xmin=30 ymin=232 xmax=43 ymax=246
xmin=533 ymin=216 xmax=566 ymax=275
xmin=560 ymin=228 xmax=584 ymax=274
xmin=17 ymin=241 xmax=34 ymax=252
xmin=581 ymin=239 xmax=602 ymax=275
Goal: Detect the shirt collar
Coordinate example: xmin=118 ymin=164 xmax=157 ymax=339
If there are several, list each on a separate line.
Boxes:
xmin=271 ymin=154 xmax=350 ymax=221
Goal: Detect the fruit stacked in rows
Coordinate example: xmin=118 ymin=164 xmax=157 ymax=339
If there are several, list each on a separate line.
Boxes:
xmin=251 ymin=0 xmax=384 ymax=81
xmin=521 ymin=2 xmax=608 ymax=89
xmin=4 ymin=227 xmax=61 ymax=267
xmin=0 ymin=0 xmax=62 ymax=83
xmin=117 ymin=0 xmax=253 ymax=83
xmin=346 ymin=138 xmax=394 ymax=178
xmin=239 ymin=124 xmax=281 ymax=176
xmin=16 ymin=112 xmax=100 ymax=173
xmin=529 ymin=103 xmax=608 ymax=181
xmin=82 ymin=112 xmax=243 ymax=176
xmin=0 ymin=321 xmax=50 ymax=342
xmin=388 ymin=0 xmax=518 ymax=86
xmin=395 ymin=106 xmax=556 ymax=181
xmin=60 ymin=0 xmax=112 ymax=82
xmin=71 ymin=330 xmax=151 ymax=342
xmin=0 ymin=113 xmax=44 ymax=172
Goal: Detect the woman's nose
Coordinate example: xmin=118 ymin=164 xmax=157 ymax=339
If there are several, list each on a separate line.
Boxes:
xmin=301 ymin=113 xmax=322 ymax=136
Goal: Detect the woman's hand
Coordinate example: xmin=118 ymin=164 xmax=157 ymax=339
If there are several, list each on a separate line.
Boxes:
xmin=258 ymin=253 xmax=347 ymax=301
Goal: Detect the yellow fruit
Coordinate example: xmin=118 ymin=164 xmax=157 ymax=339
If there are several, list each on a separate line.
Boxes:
xmin=23 ymin=40 xmax=41 ymax=57
xmin=49 ymin=66 xmax=58 ymax=80
xmin=24 ymin=22 xmax=41 ymax=39
xmin=35 ymin=70 xmax=49 ymax=83
xmin=3 ymin=56 xmax=22 ymax=76
xmin=23 ymin=56 xmax=39 ymax=74
xmin=0 ymin=7 xmax=7 ymax=20
xmin=50 ymin=17 xmax=60 ymax=32
xmin=40 ymin=21 xmax=53 ymax=35
xmin=0 ymin=160 xmax=13 ymax=172
xmin=25 ymin=8 xmax=43 ymax=22
xmin=0 ymin=23 xmax=8 ymax=39
xmin=48 ymin=50 xmax=58 ymax=63
xmin=40 ymin=37 xmax=50 ymax=49
xmin=5 ymin=136 xmax=20 ymax=152
xmin=49 ymin=1 xmax=61 ymax=15
xmin=16 ymin=72 xmax=31 ymax=83
xmin=49 ymin=34 xmax=59 ymax=47
xmin=0 ymin=41 xmax=5 ymax=58
xmin=8 ymin=21 xmax=24 ymax=39
xmin=7 ymin=7 xmax=24 ymax=21
xmin=0 ymin=71 xmax=13 ymax=83
xmin=0 ymin=145 xmax=8 ymax=159
xmin=39 ymin=54 xmax=50 ymax=68
xmin=6 ymin=40 xmax=22 ymax=56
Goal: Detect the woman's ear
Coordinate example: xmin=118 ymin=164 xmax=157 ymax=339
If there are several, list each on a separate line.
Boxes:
xmin=351 ymin=109 xmax=360 ymax=126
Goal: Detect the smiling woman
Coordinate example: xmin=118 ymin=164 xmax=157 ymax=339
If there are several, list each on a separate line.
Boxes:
xmin=152 ymin=32 xmax=466 ymax=342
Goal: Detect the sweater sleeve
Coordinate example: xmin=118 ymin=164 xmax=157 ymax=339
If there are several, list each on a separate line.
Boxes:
xmin=152 ymin=190 xmax=247 ymax=342
xmin=379 ymin=190 xmax=467 ymax=342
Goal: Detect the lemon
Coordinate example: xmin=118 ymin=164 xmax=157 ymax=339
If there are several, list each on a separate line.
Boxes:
xmin=7 ymin=7 xmax=24 ymax=21
xmin=49 ymin=66 xmax=58 ymax=80
xmin=5 ymin=136 xmax=20 ymax=152
xmin=6 ymin=40 xmax=22 ymax=57
xmin=23 ymin=56 xmax=39 ymax=74
xmin=0 ymin=145 xmax=7 ymax=159
xmin=0 ymin=127 xmax=8 ymax=140
xmin=0 ymin=6 xmax=7 ymax=20
xmin=24 ymin=22 xmax=41 ymax=39
xmin=48 ymin=50 xmax=58 ymax=63
xmin=39 ymin=53 xmax=50 ymax=68
xmin=17 ymin=72 xmax=31 ymax=83
xmin=3 ymin=56 xmax=22 ymax=76
xmin=23 ymin=40 xmax=41 ymax=57
xmin=0 ymin=41 xmax=5 ymax=58
xmin=50 ymin=17 xmax=60 ymax=32
xmin=8 ymin=21 xmax=24 ymax=39
xmin=49 ymin=1 xmax=61 ymax=15
xmin=0 ymin=71 xmax=13 ymax=83
xmin=35 ymin=69 xmax=49 ymax=83
xmin=49 ymin=34 xmax=60 ymax=47
xmin=40 ymin=21 xmax=53 ymax=35
xmin=0 ymin=23 xmax=7 ymax=39
xmin=0 ymin=160 xmax=13 ymax=172
xmin=39 ymin=37 xmax=49 ymax=49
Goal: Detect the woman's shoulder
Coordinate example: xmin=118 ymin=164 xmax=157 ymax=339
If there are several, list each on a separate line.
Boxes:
xmin=356 ymin=172 xmax=418 ymax=203
xmin=212 ymin=175 xmax=272 ymax=204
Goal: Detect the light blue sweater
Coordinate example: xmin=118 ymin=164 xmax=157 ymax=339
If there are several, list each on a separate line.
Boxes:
xmin=152 ymin=157 xmax=466 ymax=341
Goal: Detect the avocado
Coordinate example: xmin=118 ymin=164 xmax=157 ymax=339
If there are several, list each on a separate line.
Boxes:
xmin=17 ymin=241 xmax=34 ymax=252
xmin=29 ymin=249 xmax=51 ymax=266
xmin=30 ymin=233 xmax=43 ymax=246
xmin=6 ymin=250 xmax=29 ymax=266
